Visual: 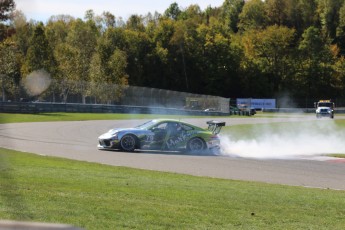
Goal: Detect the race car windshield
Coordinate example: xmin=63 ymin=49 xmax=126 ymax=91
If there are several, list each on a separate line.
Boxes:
xmin=135 ymin=120 xmax=157 ymax=130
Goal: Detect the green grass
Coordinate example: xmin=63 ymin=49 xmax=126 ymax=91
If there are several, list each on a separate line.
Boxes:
xmin=0 ymin=112 xmax=208 ymax=124
xmin=0 ymin=111 xmax=308 ymax=123
xmin=1 ymin=147 xmax=345 ymax=229
xmin=1 ymin=112 xmax=345 ymax=228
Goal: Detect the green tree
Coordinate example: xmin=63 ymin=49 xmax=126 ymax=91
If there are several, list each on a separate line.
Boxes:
xmin=0 ymin=0 xmax=15 ymax=21
xmin=149 ymin=18 xmax=175 ymax=89
xmin=10 ymin=11 xmax=33 ymax=56
xmin=331 ymin=55 xmax=345 ymax=97
xmin=298 ymin=0 xmax=319 ymax=30
xmin=283 ymin=0 xmax=305 ymax=33
xmin=102 ymin=11 xmax=116 ymax=28
xmin=170 ymin=20 xmax=189 ymax=90
xmin=317 ymin=0 xmax=343 ymax=39
xmin=54 ymin=42 xmax=78 ymax=102
xmin=265 ymin=0 xmax=288 ymax=25
xmin=0 ymin=0 xmax=15 ymax=41
xmin=297 ymin=26 xmax=336 ymax=98
xmin=46 ymin=14 xmax=74 ymax=49
xmin=257 ymin=25 xmax=295 ymax=93
xmin=123 ymin=29 xmax=151 ymax=87
xmin=336 ymin=2 xmax=345 ymax=55
xmin=179 ymin=4 xmax=202 ymax=22
xmin=126 ymin=15 xmax=145 ymax=31
xmin=65 ymin=18 xmax=99 ymax=103
xmin=164 ymin=2 xmax=181 ymax=20
xmin=194 ymin=19 xmax=241 ymax=97
xmin=45 ymin=15 xmax=75 ymax=102
xmin=221 ymin=0 xmax=245 ymax=33
xmin=89 ymin=40 xmax=128 ymax=103
xmin=238 ymin=0 xmax=268 ymax=31
xmin=0 ymin=38 xmax=20 ymax=101
xmin=21 ymin=23 xmax=54 ymax=76
xmin=240 ymin=26 xmax=296 ymax=95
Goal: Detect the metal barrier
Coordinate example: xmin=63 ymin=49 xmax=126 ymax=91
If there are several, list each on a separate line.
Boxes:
xmin=0 ymin=102 xmax=229 ymax=116
xmin=2 ymin=102 xmax=344 ymax=115
xmin=263 ymin=108 xmax=345 ymax=113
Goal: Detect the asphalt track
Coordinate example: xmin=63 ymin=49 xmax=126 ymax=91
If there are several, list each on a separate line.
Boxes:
xmin=1 ymin=115 xmax=345 ymax=190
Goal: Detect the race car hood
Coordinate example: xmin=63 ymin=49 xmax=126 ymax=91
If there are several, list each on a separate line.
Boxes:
xmin=99 ymin=128 xmax=140 ymax=139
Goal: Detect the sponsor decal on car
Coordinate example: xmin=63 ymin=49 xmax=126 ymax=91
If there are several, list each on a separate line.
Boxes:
xmin=165 ymin=130 xmax=197 ymax=149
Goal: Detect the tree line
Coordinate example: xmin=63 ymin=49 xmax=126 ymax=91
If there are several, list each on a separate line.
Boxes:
xmin=1 ymin=0 xmax=345 ymax=104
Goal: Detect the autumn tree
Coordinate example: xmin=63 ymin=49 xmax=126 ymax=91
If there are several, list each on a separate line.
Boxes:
xmin=265 ymin=0 xmax=288 ymax=26
xmin=317 ymin=0 xmax=343 ymax=39
xmin=297 ymin=26 xmax=336 ymax=98
xmin=64 ymin=17 xmax=99 ymax=103
xmin=10 ymin=11 xmax=34 ymax=56
xmin=102 ymin=11 xmax=116 ymax=28
xmin=164 ymin=2 xmax=181 ymax=20
xmin=45 ymin=16 xmax=75 ymax=102
xmin=0 ymin=38 xmax=20 ymax=101
xmin=89 ymin=28 xmax=129 ymax=103
xmin=336 ymin=2 xmax=345 ymax=55
xmin=2 ymin=1 xmax=345 ymax=105
xmin=190 ymin=18 xmax=241 ymax=97
xmin=221 ymin=0 xmax=244 ymax=33
xmin=238 ymin=0 xmax=268 ymax=31
xmin=239 ymin=26 xmax=296 ymax=96
xmin=21 ymin=23 xmax=54 ymax=76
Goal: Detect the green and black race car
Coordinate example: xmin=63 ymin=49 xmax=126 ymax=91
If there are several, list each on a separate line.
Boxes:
xmin=98 ymin=119 xmax=225 ymax=153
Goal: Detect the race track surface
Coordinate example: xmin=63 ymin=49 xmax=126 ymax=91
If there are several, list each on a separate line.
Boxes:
xmin=1 ymin=115 xmax=345 ymax=190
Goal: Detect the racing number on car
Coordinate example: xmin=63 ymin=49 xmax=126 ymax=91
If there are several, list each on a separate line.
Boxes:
xmin=146 ymin=134 xmax=154 ymax=142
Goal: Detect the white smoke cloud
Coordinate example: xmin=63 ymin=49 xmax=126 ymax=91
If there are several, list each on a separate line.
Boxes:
xmin=219 ymin=119 xmax=345 ymax=159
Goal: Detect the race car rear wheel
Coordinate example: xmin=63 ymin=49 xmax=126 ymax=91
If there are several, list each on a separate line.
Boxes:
xmin=187 ymin=137 xmax=205 ymax=152
xmin=120 ymin=134 xmax=137 ymax=152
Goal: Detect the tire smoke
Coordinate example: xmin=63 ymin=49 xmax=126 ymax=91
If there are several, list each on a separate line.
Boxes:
xmin=219 ymin=120 xmax=345 ymax=159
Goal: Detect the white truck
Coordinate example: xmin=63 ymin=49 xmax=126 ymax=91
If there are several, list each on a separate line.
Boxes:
xmin=315 ymin=100 xmax=335 ymax=119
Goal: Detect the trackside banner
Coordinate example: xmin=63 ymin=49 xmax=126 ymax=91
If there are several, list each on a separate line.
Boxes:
xmin=237 ymin=98 xmax=276 ymax=109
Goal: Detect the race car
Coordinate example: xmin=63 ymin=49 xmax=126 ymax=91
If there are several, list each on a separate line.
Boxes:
xmin=98 ymin=119 xmax=225 ymax=153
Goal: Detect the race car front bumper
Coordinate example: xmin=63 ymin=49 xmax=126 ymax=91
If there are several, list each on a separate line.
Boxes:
xmin=98 ymin=138 xmax=120 ymax=149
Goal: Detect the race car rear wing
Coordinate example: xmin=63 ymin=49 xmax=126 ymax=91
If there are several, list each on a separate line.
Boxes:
xmin=207 ymin=120 xmax=226 ymax=134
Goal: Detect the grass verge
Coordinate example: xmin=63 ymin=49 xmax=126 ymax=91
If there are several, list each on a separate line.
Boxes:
xmin=0 ymin=112 xmax=201 ymax=124
xmin=1 ymin=147 xmax=345 ymax=229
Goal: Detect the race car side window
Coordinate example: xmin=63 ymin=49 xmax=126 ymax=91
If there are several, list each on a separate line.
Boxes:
xmin=154 ymin=123 xmax=167 ymax=130
xmin=180 ymin=124 xmax=193 ymax=131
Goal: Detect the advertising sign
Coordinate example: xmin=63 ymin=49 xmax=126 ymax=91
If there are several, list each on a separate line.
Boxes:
xmin=237 ymin=98 xmax=276 ymax=109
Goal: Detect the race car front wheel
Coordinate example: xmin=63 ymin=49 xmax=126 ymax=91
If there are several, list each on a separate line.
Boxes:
xmin=187 ymin=137 xmax=205 ymax=152
xmin=120 ymin=134 xmax=137 ymax=152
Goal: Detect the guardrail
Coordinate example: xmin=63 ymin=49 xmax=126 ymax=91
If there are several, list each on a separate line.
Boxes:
xmin=263 ymin=108 xmax=345 ymax=113
xmin=0 ymin=102 xmax=229 ymax=116
xmin=2 ymin=102 xmax=344 ymax=115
